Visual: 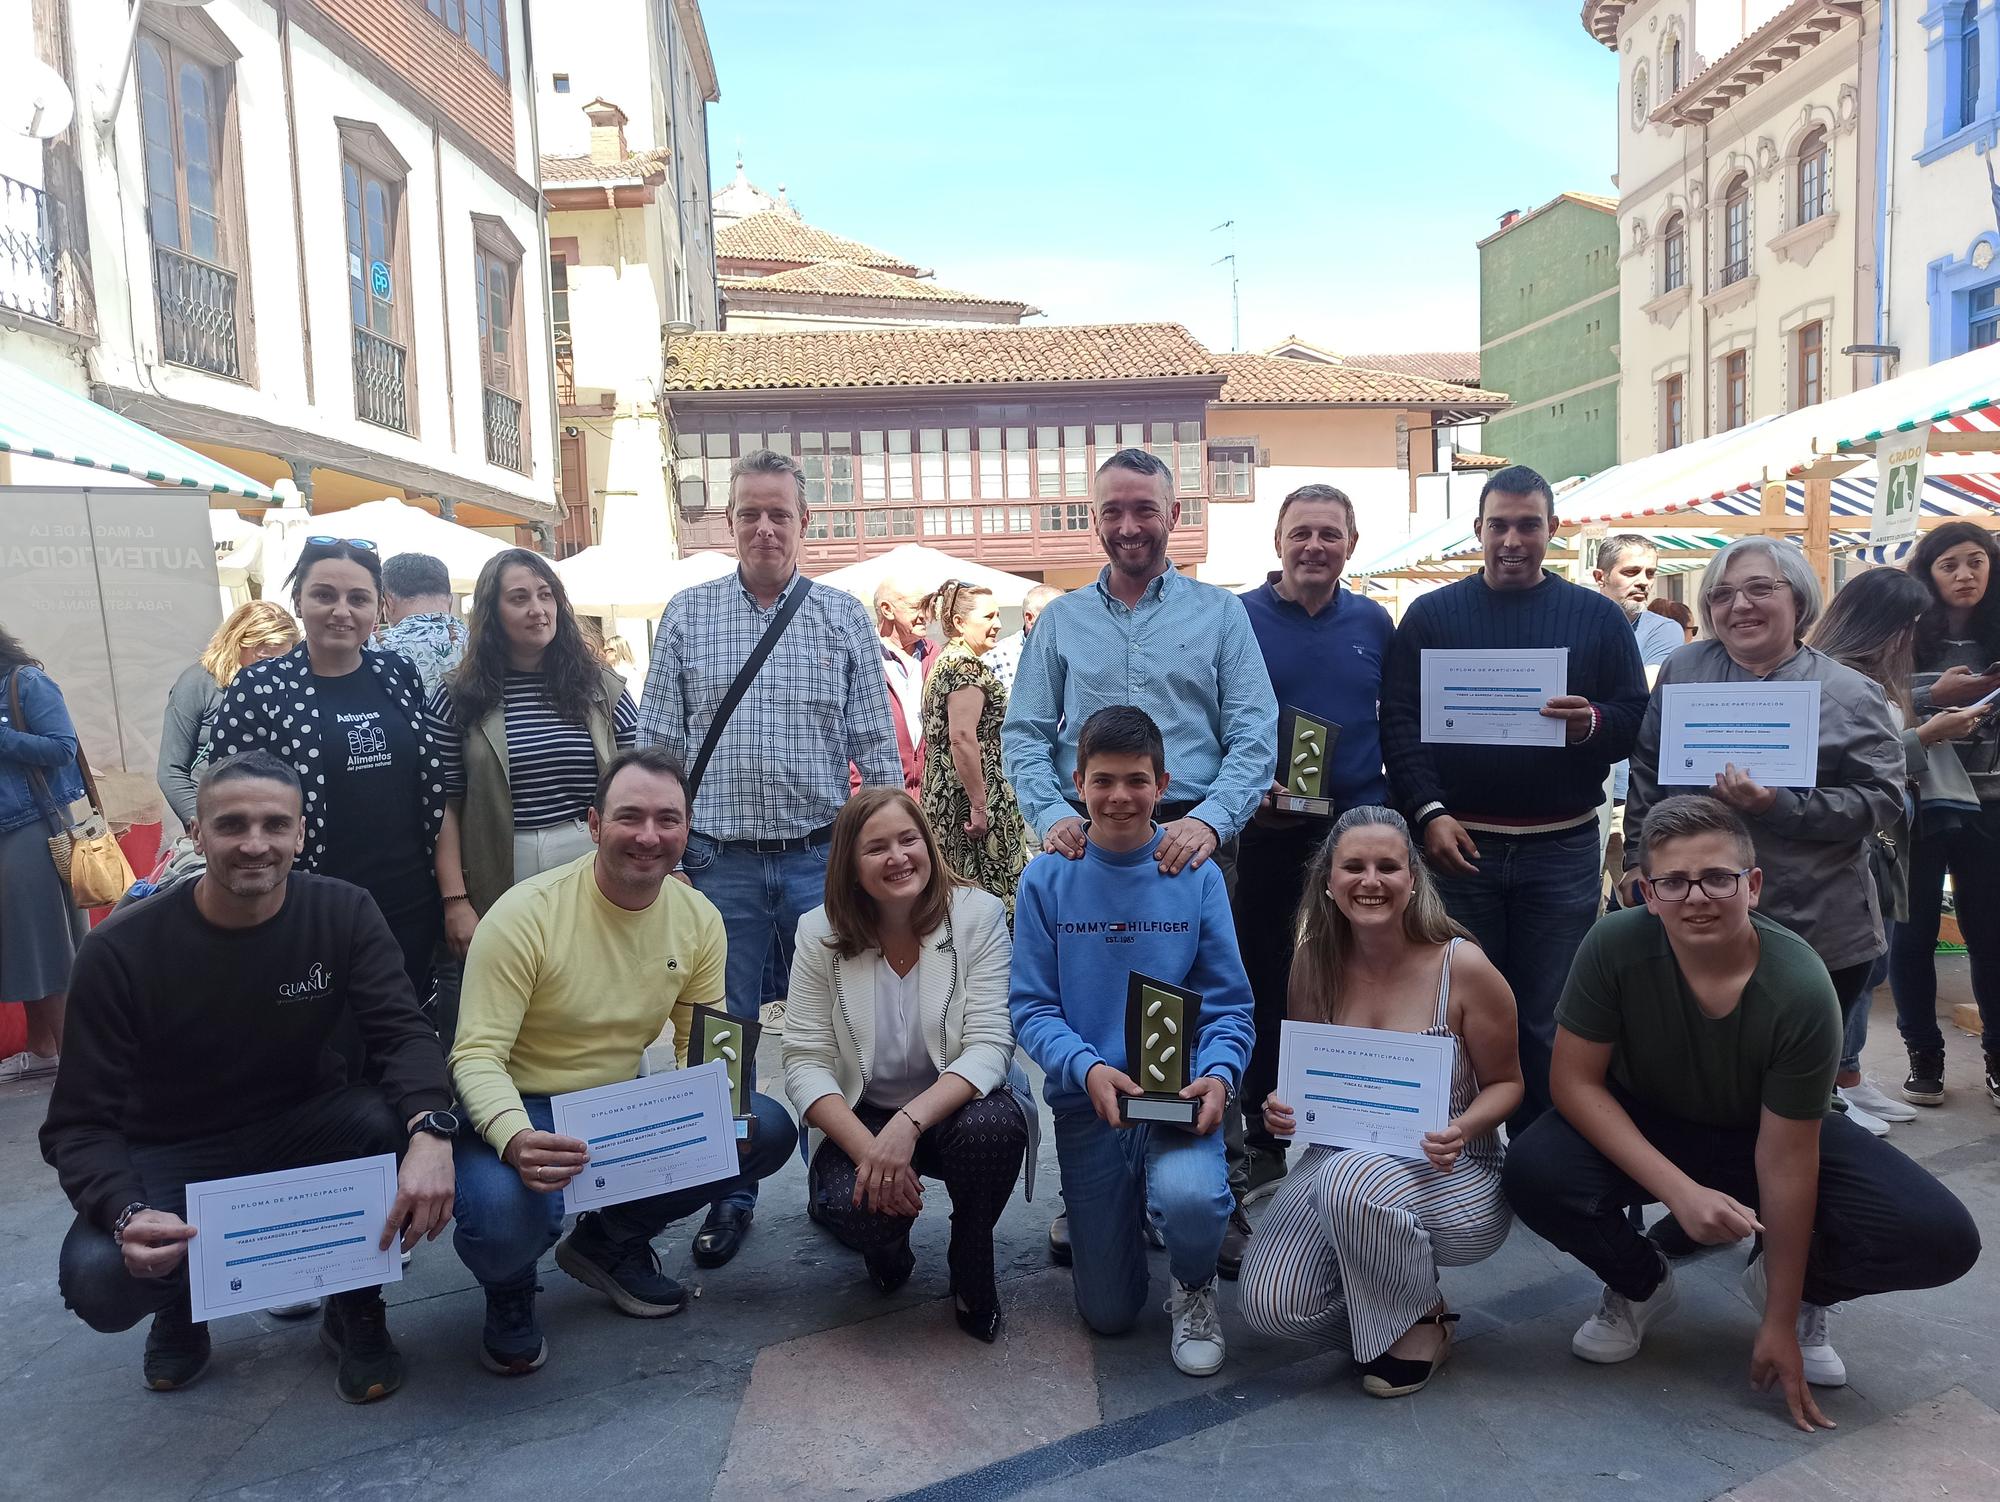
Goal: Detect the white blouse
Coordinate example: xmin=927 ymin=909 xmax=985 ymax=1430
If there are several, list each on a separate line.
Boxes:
xmin=862 ymin=961 xmax=940 ymax=1110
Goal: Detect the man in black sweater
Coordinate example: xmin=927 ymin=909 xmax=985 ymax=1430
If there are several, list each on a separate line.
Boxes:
xmin=40 ymin=751 xmax=457 ymax=1401
xmin=1381 ymin=465 xmax=1648 ymax=1131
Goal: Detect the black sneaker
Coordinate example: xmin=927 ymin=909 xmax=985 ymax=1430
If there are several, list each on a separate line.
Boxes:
xmin=1241 ymin=1145 xmax=1290 ymax=1207
xmin=143 ymin=1301 xmax=211 ymax=1392
xmin=1217 ymin=1204 xmax=1253 ymax=1281
xmin=1985 ymin=1054 xmax=2000 ymax=1111
xmin=1904 ymin=1050 xmax=1946 ymax=1107
xmin=1047 ymin=1210 xmax=1071 ymax=1267
xmin=480 ymin=1279 xmax=548 ymax=1376
xmin=554 ymin=1213 xmax=687 ymax=1318
xmin=319 ymin=1291 xmax=405 ymax=1404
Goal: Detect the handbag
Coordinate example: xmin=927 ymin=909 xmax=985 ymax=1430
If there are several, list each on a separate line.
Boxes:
xmin=6 ymin=668 xmax=136 ymax=908
xmin=684 ymin=578 xmax=813 ymax=805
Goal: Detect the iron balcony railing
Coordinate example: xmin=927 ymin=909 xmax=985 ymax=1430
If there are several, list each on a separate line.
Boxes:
xmin=0 ymin=173 xmax=60 ymax=323
xmin=353 ymin=325 xmax=410 ymax=432
xmin=483 ymin=386 xmax=525 ymax=472
xmin=153 ymin=244 xmax=241 ymax=378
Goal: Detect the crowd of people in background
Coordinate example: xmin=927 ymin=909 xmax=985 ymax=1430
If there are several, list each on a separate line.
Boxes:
xmin=2 ymin=441 xmax=1989 ymax=1430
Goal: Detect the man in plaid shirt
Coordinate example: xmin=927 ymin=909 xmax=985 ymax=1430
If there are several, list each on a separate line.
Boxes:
xmin=638 ymin=448 xmax=901 ymax=1267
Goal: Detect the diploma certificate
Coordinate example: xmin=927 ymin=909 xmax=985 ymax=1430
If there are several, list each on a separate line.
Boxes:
xmin=1278 ymin=1021 xmax=1455 ymax=1161
xmin=1658 ymin=681 xmax=1820 ymax=787
xmin=551 ymin=1059 xmax=739 ymax=1214
xmin=184 ymin=1154 xmax=401 ymax=1323
xmin=1419 ymin=648 xmax=1568 ymax=747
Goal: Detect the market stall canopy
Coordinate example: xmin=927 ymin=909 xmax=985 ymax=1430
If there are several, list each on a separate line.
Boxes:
xmin=813 ymin=544 xmax=1042 ymax=609
xmin=554 ymin=547 xmax=738 ymax=618
xmin=296 ymin=497 xmax=512 ymax=593
xmin=0 ymin=362 xmax=271 ymax=499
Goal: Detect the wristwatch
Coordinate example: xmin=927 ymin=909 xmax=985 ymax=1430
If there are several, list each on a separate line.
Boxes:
xmin=112 ymin=1202 xmax=150 ymax=1244
xmin=410 ymin=1109 xmax=461 ymax=1141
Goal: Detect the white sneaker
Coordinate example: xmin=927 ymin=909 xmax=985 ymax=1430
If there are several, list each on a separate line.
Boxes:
xmin=1571 ymin=1263 xmax=1680 ymax=1363
xmin=1740 ymin=1255 xmax=1845 ymax=1387
xmin=1841 ymin=1077 xmax=1917 ymax=1123
xmin=1837 ymin=1096 xmax=1891 ymax=1136
xmin=1166 ymin=1280 xmax=1225 ymax=1377
xmin=759 ymin=1000 xmax=787 ymax=1033
xmin=0 ymin=1050 xmax=58 ymax=1083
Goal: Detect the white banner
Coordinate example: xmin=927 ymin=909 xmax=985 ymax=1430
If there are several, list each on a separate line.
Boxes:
xmin=1871 ymin=423 xmax=1929 ymax=548
xmin=0 ymin=489 xmax=223 ymax=805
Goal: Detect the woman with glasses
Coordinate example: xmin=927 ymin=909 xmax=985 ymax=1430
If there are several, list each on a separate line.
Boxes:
xmin=919 ymin=581 xmax=1028 ymax=916
xmin=427 ymin=551 xmax=637 ymax=991
xmin=1893 ymin=521 xmax=2000 ymax=1108
xmin=1624 ymin=539 xmax=1902 ymax=1166
xmin=157 ymin=601 xmax=301 ymax=829
xmin=1239 ymin=805 xmax=1521 ymax=1399
xmin=213 ymin=538 xmax=447 ymax=1009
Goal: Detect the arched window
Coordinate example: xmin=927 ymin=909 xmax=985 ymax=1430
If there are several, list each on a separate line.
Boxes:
xmin=1722 ymin=175 xmax=1751 ymax=284
xmin=1961 ymin=1 xmax=1982 ymax=132
xmin=1666 ymin=34 xmax=1684 ymax=93
xmin=1662 ymin=212 xmax=1687 ymax=293
xmin=1796 ymin=128 xmax=1829 ymax=223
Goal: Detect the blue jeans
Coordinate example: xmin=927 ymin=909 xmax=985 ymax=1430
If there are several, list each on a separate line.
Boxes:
xmin=680 ymin=833 xmax=829 ymax=1208
xmin=1432 ymin=821 xmax=1602 ymax=1134
xmin=1842 ymin=947 xmax=1890 ymax=1076
xmin=1891 ymin=807 xmax=2000 ymax=1056
xmin=451 ymin=1092 xmax=798 ymax=1294
xmin=1052 ymin=1108 xmax=1231 ymax=1334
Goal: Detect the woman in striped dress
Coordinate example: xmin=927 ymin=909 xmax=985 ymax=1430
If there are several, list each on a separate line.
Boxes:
xmin=1238 ymin=805 xmax=1522 ymax=1399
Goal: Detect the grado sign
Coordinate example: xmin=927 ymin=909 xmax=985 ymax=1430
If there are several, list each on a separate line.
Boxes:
xmin=1871 ymin=422 xmax=1929 ymax=548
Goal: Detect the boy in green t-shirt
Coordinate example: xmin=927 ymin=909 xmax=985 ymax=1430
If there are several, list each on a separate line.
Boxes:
xmin=1503 ymin=796 xmax=1979 ymax=1433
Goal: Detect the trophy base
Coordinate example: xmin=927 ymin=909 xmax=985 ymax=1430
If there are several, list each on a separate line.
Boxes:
xmin=733 ymin=1115 xmax=755 ymax=1142
xmin=1120 ymin=1094 xmax=1199 ymax=1126
xmin=1273 ymin=793 xmax=1333 ymax=817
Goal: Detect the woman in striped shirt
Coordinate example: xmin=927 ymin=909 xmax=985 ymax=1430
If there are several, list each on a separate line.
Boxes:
xmin=1237 ymin=806 xmax=1522 ymax=1399
xmin=430 ymin=551 xmax=637 ymax=981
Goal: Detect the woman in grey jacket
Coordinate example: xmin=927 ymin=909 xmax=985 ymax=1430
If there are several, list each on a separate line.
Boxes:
xmin=156 ymin=601 xmax=298 ymax=827
xmin=1625 ymin=538 xmax=1903 ymax=1026
xmin=782 ymin=787 xmax=1030 ymax=1342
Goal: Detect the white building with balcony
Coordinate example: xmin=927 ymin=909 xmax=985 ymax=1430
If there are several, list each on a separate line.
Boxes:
xmin=4 ymin=0 xmax=559 ymax=534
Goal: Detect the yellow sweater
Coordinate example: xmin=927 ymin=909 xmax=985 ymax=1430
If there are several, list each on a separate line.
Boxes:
xmin=450 ymin=853 xmax=727 ymax=1153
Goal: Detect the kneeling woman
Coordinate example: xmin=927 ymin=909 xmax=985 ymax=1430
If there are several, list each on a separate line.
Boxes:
xmin=1239 ymin=806 xmax=1522 ymax=1397
xmin=782 ymin=788 xmax=1031 ymax=1342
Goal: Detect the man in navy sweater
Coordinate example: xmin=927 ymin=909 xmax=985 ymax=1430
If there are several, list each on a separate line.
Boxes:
xmin=1380 ymin=465 xmax=1647 ymax=1131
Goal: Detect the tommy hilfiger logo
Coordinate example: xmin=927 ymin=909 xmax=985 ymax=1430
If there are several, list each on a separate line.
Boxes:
xmin=277 ymin=963 xmax=332 ymax=1003
xmin=1056 ymin=919 xmax=1192 ymax=936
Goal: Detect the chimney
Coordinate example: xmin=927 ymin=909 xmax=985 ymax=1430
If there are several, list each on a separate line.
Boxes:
xmin=1498 ymin=208 xmax=1522 ymax=230
xmin=583 ymin=99 xmax=629 ymax=166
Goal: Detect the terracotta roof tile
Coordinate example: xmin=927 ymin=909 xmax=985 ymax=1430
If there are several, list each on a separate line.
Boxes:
xmin=540 ymin=150 xmax=672 ymax=184
xmin=719 ymin=260 xmax=1031 ymax=312
xmin=1213 ymin=352 xmax=1504 ymax=408
xmin=1337 ymin=351 xmax=1484 ymax=387
xmin=1452 ymin=450 xmax=1509 ymax=471
xmin=714 ymin=212 xmax=921 ymax=275
xmin=664 ymin=323 xmax=1221 ymax=392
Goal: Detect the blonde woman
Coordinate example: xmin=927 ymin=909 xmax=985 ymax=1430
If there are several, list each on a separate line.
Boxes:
xmin=1238 ymin=805 xmax=1521 ymax=1399
xmin=919 ymin=581 xmax=1028 ymax=914
xmin=157 ymin=600 xmax=300 ymax=826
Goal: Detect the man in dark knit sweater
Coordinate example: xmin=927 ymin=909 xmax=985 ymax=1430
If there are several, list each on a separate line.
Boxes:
xmin=1380 ymin=465 xmax=1648 ymax=1131
xmin=41 ymin=751 xmax=456 ymax=1402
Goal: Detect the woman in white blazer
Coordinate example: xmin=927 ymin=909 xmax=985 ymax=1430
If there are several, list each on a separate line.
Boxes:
xmin=783 ymin=787 xmax=1031 ymax=1342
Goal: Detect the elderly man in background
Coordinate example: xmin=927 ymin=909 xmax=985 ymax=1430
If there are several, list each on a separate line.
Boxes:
xmin=987 ymin=583 xmax=1063 ymax=697
xmin=1593 ymin=534 xmax=1687 ymax=892
xmin=376 ymin=552 xmax=468 ymax=699
xmin=872 ymin=575 xmax=934 ymax=792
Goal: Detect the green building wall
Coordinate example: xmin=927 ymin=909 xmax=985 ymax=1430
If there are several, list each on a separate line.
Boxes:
xmin=1478 ymin=197 xmax=1620 ymax=482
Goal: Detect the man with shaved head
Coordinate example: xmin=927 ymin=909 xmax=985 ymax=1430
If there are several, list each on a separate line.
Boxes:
xmin=872 ymin=574 xmax=934 ymax=792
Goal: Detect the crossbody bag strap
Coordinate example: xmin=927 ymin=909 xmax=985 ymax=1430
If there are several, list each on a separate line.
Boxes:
xmin=685 ymin=577 xmax=813 ymax=806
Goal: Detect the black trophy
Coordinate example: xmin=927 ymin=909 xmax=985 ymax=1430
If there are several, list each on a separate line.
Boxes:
xmin=688 ymin=1005 xmax=761 ymax=1142
xmin=1274 ymin=707 xmax=1340 ymax=817
xmin=1119 ymin=972 xmax=1201 ymax=1126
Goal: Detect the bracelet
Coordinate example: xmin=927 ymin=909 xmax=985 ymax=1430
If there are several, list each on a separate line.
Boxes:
xmin=898 ymin=1107 xmax=925 ymax=1134
xmin=112 ymin=1202 xmax=150 ymax=1244
xmin=442 ymin=893 xmax=470 ymax=904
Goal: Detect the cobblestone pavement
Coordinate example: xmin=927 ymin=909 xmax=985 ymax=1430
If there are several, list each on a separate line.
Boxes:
xmin=4 ymin=965 xmax=1994 ymax=1501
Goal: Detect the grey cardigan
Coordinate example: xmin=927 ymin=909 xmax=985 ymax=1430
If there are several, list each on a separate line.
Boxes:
xmin=1625 ymin=640 xmax=1903 ymax=972
xmin=157 ymin=663 xmax=222 ymax=826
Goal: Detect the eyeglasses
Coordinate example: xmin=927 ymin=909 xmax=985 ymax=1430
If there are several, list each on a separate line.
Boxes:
xmin=1643 ymin=868 xmax=1751 ymax=902
xmin=303 ymin=536 xmax=378 ymax=550
xmin=1704 ymin=578 xmax=1784 ymax=609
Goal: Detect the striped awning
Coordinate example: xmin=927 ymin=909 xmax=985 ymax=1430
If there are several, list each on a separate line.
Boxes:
xmin=0 ymin=361 xmax=271 ymax=500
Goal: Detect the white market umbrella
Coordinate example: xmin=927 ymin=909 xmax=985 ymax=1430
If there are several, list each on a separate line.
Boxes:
xmin=327 ymin=498 xmax=512 ymax=593
xmin=555 ymin=547 xmax=738 ymax=619
xmin=812 ymin=544 xmax=1041 ymax=610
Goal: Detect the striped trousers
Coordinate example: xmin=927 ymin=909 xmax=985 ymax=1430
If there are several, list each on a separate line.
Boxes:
xmin=1238 ymin=1143 xmax=1511 ymax=1363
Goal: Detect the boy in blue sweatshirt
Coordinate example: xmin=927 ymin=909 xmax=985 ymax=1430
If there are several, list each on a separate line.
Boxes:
xmin=1010 ymin=706 xmax=1255 ymax=1377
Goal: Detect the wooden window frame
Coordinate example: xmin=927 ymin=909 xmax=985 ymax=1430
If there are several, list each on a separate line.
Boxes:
xmin=339 ymin=119 xmax=418 ymax=434
xmin=1661 ymin=213 xmax=1686 ymax=293
xmin=137 ymin=13 xmax=255 ymax=381
xmin=417 ymin=0 xmax=509 ymax=80
xmin=1721 ymin=176 xmax=1750 ymax=285
xmin=1794 ymin=321 xmax=1824 ymax=410
xmin=1723 ymin=350 xmax=1749 ymax=431
xmin=1796 ymin=129 xmax=1829 ymax=225
xmin=1660 ymin=373 xmax=1685 ymax=449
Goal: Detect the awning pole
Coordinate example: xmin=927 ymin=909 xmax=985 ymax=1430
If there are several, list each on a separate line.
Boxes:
xmin=1804 ymin=478 xmax=1833 ymax=595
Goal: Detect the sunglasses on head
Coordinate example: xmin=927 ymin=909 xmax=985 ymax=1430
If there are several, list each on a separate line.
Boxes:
xmin=303 ymin=536 xmax=378 ymax=550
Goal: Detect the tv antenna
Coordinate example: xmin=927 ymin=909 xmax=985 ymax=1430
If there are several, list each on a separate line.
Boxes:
xmin=1211 ymin=219 xmax=1240 ymax=352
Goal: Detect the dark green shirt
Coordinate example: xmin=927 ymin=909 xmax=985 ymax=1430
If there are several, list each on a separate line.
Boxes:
xmin=1557 ymin=907 xmax=1839 ymax=1127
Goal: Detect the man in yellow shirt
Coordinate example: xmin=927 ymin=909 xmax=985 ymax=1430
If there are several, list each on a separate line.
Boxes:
xmin=448 ymin=748 xmax=798 ymax=1375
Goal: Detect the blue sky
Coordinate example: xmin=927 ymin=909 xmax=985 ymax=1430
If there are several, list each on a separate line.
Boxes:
xmin=705 ymin=1 xmax=1617 ymax=359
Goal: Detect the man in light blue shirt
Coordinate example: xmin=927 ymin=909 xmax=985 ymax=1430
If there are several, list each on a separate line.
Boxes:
xmin=1002 ymin=449 xmax=1277 ymax=879
xmin=1595 ymin=535 xmax=1685 ymax=883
